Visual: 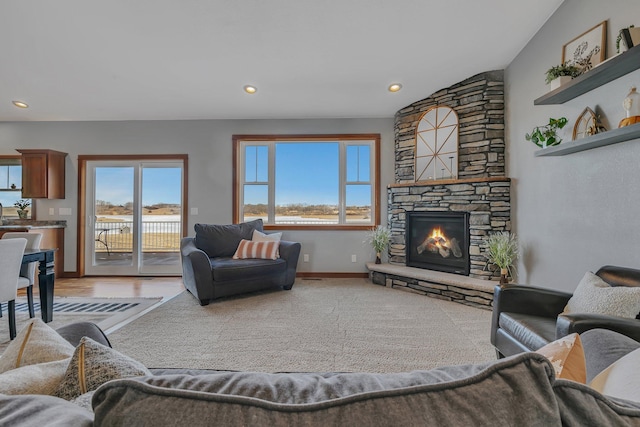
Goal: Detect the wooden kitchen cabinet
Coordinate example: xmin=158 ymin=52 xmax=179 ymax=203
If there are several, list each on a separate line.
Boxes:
xmin=16 ymin=149 xmax=67 ymax=199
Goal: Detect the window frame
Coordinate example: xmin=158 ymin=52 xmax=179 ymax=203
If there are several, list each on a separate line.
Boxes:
xmin=233 ymin=134 xmax=381 ymax=230
xmin=0 ymin=155 xmax=33 ymax=219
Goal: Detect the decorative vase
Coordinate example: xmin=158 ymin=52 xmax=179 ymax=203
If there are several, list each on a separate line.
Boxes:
xmin=499 ymin=268 xmax=509 ymax=285
xmin=17 ymin=210 xmax=27 ymax=219
xmin=375 ymin=252 xmax=381 ymax=264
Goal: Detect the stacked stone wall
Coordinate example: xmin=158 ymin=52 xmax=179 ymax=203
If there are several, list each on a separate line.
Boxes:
xmin=388 ymin=70 xmax=509 ymax=281
xmin=394 ymin=70 xmax=505 ymax=183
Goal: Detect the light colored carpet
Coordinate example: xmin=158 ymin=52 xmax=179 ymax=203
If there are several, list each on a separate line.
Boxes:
xmin=0 ymin=297 xmax=162 ymax=351
xmin=109 ymin=278 xmax=495 ymax=372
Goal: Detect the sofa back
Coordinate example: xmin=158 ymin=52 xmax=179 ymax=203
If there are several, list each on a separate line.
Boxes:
xmin=92 ymin=353 xmax=564 ymax=426
xmin=194 ymin=219 xmax=263 ymax=258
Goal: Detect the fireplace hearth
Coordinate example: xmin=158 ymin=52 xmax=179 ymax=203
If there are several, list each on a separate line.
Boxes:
xmin=406 ymin=212 xmax=470 ymax=276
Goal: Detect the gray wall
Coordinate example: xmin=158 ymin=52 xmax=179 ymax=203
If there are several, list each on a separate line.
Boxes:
xmin=506 ymin=0 xmax=640 ymax=291
xmin=0 ymin=118 xmax=394 ymax=273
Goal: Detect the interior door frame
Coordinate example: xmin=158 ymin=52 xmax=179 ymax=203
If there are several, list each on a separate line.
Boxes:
xmin=77 ymin=154 xmax=188 ymax=277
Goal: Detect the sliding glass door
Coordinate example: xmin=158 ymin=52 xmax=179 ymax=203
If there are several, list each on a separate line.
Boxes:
xmin=84 ymin=160 xmax=184 ymax=275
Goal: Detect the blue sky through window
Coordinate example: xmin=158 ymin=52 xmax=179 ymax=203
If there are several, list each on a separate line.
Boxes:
xmin=90 ymin=146 xmax=371 ymax=208
xmin=276 ymin=143 xmax=339 ymax=206
xmin=243 ymin=142 xmax=371 ymax=206
xmin=95 ymin=167 xmax=182 ymax=205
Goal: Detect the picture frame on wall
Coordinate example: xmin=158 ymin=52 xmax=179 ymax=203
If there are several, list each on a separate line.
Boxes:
xmin=562 ymin=20 xmax=607 ymax=72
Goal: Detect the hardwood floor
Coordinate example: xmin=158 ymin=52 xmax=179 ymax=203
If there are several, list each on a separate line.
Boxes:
xmin=23 ymin=276 xmax=185 ymax=300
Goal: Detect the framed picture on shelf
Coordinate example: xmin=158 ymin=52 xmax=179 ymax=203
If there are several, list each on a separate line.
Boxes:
xmin=562 ymin=21 xmax=607 ymax=72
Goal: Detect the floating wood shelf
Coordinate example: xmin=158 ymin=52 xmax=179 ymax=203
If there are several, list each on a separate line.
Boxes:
xmin=534 ymin=45 xmax=640 ymax=105
xmin=534 ymin=123 xmax=640 ymax=156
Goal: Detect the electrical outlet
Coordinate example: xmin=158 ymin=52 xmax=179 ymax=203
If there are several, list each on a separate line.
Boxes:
xmin=351 ymin=254 xmax=357 ymax=263
xmin=190 ymin=207 xmax=198 ymax=215
xmin=303 ymin=254 xmax=309 ymax=262
xmin=48 ymin=208 xmax=55 ymax=215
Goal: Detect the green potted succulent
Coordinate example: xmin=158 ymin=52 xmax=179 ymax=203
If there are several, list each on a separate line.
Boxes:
xmin=14 ymin=199 xmax=31 ymax=219
xmin=484 ymin=231 xmax=519 ymax=284
xmin=525 ymin=117 xmax=568 ymax=148
xmin=545 ymin=63 xmax=582 ymax=90
xmin=365 ymin=225 xmax=391 ymax=264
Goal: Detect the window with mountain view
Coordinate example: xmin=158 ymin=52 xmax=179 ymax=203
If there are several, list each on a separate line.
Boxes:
xmin=233 ymin=134 xmax=380 ymax=229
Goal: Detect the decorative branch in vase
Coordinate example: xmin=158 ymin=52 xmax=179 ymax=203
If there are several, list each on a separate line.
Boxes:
xmin=484 ymin=231 xmax=519 ymax=284
xmin=365 ymin=225 xmax=391 ymax=264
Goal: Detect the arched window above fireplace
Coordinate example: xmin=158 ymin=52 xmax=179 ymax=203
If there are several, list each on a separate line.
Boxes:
xmin=415 ymin=106 xmax=459 ymax=182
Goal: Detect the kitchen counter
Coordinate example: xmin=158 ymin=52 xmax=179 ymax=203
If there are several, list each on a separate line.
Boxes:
xmin=0 ymin=220 xmax=67 ymax=229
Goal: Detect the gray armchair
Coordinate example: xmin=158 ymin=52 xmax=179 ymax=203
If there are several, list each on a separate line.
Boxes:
xmin=180 ymin=219 xmax=301 ymax=306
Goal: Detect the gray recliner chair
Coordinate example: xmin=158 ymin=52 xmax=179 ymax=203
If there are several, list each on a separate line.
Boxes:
xmin=180 ymin=219 xmax=301 ymax=306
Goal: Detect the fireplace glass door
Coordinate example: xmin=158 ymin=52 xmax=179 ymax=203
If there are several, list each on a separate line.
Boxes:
xmin=406 ymin=212 xmax=469 ymax=275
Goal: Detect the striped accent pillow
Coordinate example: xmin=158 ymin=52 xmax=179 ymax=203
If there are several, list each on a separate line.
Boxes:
xmin=233 ymin=239 xmax=280 ymax=260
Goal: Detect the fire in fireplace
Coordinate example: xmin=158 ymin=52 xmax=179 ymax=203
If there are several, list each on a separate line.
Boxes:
xmin=406 ymin=212 xmax=470 ymax=275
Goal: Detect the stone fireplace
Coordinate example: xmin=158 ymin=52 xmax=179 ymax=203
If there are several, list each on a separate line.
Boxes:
xmin=368 ymin=70 xmax=509 ymax=308
xmin=387 ymin=70 xmax=511 ymax=281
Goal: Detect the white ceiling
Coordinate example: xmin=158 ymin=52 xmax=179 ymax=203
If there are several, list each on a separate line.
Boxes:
xmin=1 ymin=1 xmax=563 ymax=122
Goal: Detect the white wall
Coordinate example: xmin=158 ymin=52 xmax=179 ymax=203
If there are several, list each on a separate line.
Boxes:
xmin=506 ymin=0 xmax=640 ymax=291
xmin=0 ymin=118 xmax=395 ymax=273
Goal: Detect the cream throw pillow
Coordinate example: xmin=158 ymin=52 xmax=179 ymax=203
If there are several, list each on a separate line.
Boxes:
xmin=562 ymin=272 xmax=640 ymax=319
xmin=590 ymin=347 xmax=640 ymax=403
xmin=0 ymin=358 xmax=70 ymax=395
xmin=0 ymin=319 xmax=75 ymax=373
xmin=535 ymin=333 xmax=586 ymax=383
xmin=252 ymin=229 xmax=282 ymax=242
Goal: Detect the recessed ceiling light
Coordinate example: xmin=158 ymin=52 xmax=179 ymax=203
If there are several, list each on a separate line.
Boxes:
xmin=243 ymin=85 xmax=257 ymax=94
xmin=388 ymin=83 xmax=402 ymax=92
xmin=12 ymin=101 xmax=29 ymax=108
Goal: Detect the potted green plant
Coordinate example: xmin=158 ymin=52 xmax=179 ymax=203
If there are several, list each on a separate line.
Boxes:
xmin=525 ymin=117 xmax=568 ymax=148
xmin=545 ymin=63 xmax=582 ymax=90
xmin=14 ymin=199 xmax=31 ymax=219
xmin=365 ymin=225 xmax=391 ymax=264
xmin=484 ymin=231 xmax=519 ymax=284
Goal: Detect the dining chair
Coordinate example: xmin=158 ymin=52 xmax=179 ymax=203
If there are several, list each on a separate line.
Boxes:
xmin=0 ymin=238 xmax=28 ymax=340
xmin=1 ymin=232 xmax=42 ymax=318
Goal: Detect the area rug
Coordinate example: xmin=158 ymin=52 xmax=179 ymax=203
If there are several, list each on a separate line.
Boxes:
xmin=0 ymin=297 xmax=162 ymax=350
xmin=109 ymin=278 xmax=495 ymax=372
